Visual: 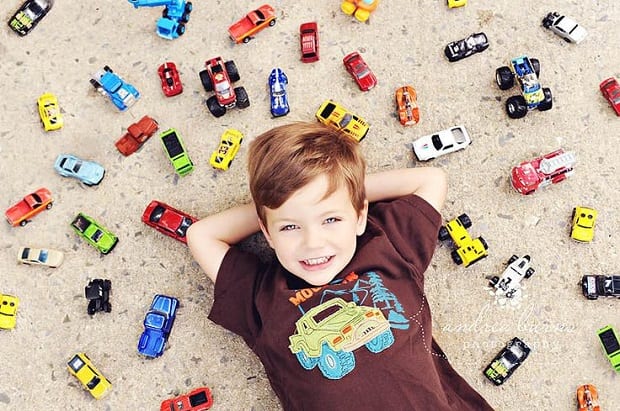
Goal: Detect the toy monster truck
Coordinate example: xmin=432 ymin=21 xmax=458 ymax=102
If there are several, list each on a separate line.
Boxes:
xmin=438 ymin=213 xmax=488 ymax=267
xmin=90 ymin=66 xmax=140 ymax=111
xmin=85 ymin=279 xmax=112 ymax=315
xmin=199 ymin=57 xmax=250 ymax=118
xmin=489 ymin=255 xmax=535 ymax=298
xmin=495 ymin=56 xmax=553 ymax=119
xmin=288 ymin=298 xmax=394 ymax=380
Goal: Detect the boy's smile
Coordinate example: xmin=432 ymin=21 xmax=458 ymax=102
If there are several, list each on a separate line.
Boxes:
xmin=260 ymin=174 xmax=368 ymax=286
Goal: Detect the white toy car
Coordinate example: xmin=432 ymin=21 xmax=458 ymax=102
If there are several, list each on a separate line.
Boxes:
xmin=489 ymin=255 xmax=535 ymax=298
xmin=412 ymin=125 xmax=471 ymax=161
xmin=542 ymin=12 xmax=587 ymax=44
xmin=17 ymin=247 xmax=64 ymax=268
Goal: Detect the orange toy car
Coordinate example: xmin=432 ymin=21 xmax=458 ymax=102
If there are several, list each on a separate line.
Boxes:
xmin=577 ymin=384 xmax=600 ymax=411
xmin=115 ymin=115 xmax=159 ymax=156
xmin=341 ymin=0 xmax=380 ymax=22
xmin=228 ymin=4 xmax=276 ymax=44
xmin=5 ymin=187 xmax=53 ymax=227
xmin=395 ymin=85 xmax=420 ymax=126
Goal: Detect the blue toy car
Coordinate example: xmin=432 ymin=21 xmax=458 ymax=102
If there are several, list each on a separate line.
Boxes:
xmin=54 ymin=154 xmax=105 ymax=186
xmin=268 ymin=67 xmax=289 ymax=117
xmin=90 ymin=66 xmax=140 ymax=111
xmin=137 ymin=294 xmax=179 ymax=358
xmin=127 ymin=0 xmax=193 ymax=40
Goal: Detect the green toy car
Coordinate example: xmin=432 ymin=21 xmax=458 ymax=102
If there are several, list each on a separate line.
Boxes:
xmin=160 ymin=128 xmax=194 ymax=176
xmin=70 ymin=212 xmax=119 ymax=255
xmin=597 ymin=325 xmax=620 ymax=372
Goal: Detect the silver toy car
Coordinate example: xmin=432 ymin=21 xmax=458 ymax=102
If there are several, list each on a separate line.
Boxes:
xmin=542 ymin=12 xmax=587 ymax=44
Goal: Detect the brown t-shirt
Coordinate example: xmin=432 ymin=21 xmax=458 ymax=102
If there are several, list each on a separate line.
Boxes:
xmin=209 ymin=195 xmax=494 ymax=410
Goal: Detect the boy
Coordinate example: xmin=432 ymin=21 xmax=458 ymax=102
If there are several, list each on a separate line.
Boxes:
xmin=187 ymin=122 xmax=493 ymax=410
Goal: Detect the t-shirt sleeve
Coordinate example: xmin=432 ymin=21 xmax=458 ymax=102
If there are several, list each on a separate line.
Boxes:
xmin=208 ymin=246 xmax=265 ymax=346
xmin=368 ymin=194 xmax=442 ymax=275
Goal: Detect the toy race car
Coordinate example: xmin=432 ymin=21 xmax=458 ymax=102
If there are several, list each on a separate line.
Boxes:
xmin=315 ymin=100 xmax=369 ymax=142
xmin=199 ymin=57 xmax=250 ymax=118
xmin=0 ymin=294 xmax=19 ymax=330
xmin=54 ymin=154 xmax=105 ymax=186
xmin=5 ymin=187 xmax=53 ymax=227
xmin=299 ymin=22 xmax=319 ymax=63
xmin=268 ymin=68 xmax=289 ymax=117
xmin=17 ymin=246 xmax=64 ymax=268
xmin=581 ymin=275 xmax=620 ymax=300
xmin=412 ymin=125 xmax=471 ymax=161
xmin=158 ymin=61 xmax=183 ymax=97
xmin=542 ymin=12 xmax=587 ymax=44
xmin=495 ymin=56 xmax=552 ymax=119
xmin=576 ymin=384 xmax=601 ymax=411
xmin=341 ymin=0 xmax=379 ymax=22
xmin=160 ymin=128 xmax=194 ymax=176
xmin=85 ymin=279 xmax=112 ymax=315
xmin=599 ymin=77 xmax=620 ymax=116
xmin=228 ymin=4 xmax=276 ymax=44
xmin=37 ymin=92 xmax=63 ymax=131
xmin=596 ymin=325 xmax=620 ymax=372
xmin=210 ymin=129 xmax=243 ymax=171
xmin=141 ymin=200 xmax=197 ymax=244
xmin=444 ymin=32 xmax=488 ymax=62
xmin=510 ymin=149 xmax=576 ymax=195
xmin=115 ymin=115 xmax=159 ymax=156
xmin=67 ymin=353 xmax=112 ymax=399
xmin=570 ymin=206 xmax=597 ymax=242
xmin=70 ymin=212 xmax=119 ymax=255
xmin=343 ymin=51 xmax=377 ymax=92
xmin=138 ymin=294 xmax=179 ymax=358
xmin=489 ymin=255 xmax=534 ymax=298
xmin=483 ymin=337 xmax=530 ymax=385
xmin=90 ymin=66 xmax=140 ymax=111
xmin=395 ymin=85 xmax=419 ymax=126
xmin=160 ymin=386 xmax=214 ymax=411
xmin=438 ymin=213 xmax=488 ymax=267
xmin=8 ymin=0 xmax=54 ymax=36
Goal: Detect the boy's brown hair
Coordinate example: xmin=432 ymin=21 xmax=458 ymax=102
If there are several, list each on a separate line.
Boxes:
xmin=248 ymin=122 xmax=366 ymax=226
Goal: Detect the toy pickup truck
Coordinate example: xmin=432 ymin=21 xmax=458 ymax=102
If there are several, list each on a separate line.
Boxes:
xmin=90 ymin=66 xmax=140 ymax=111
xmin=5 ymin=187 xmax=53 ymax=227
xmin=115 ymin=115 xmax=159 ymax=156
xmin=510 ymin=149 xmax=576 ymax=195
xmin=228 ymin=4 xmax=276 ymax=44
xmin=581 ymin=275 xmax=620 ymax=300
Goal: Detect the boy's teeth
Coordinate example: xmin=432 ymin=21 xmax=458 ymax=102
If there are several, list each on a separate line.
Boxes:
xmin=304 ymin=257 xmax=328 ymax=265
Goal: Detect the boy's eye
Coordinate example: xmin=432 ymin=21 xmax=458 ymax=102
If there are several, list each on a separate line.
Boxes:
xmin=280 ymin=224 xmax=298 ymax=232
xmin=324 ymin=217 xmax=340 ymax=224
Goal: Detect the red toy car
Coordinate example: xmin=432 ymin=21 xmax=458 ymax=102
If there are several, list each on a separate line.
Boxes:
xmin=600 ymin=77 xmax=620 ymax=116
xmin=160 ymin=386 xmax=213 ymax=411
xmin=299 ymin=22 xmax=319 ymax=63
xmin=115 ymin=115 xmax=159 ymax=156
xmin=141 ymin=200 xmax=197 ymax=244
xmin=343 ymin=51 xmax=377 ymax=91
xmin=158 ymin=62 xmax=183 ymax=97
xmin=510 ymin=149 xmax=576 ymax=195
xmin=199 ymin=57 xmax=250 ymax=118
xmin=5 ymin=187 xmax=53 ymax=227
xmin=228 ymin=4 xmax=276 ymax=44
xmin=395 ymin=85 xmax=420 ymax=126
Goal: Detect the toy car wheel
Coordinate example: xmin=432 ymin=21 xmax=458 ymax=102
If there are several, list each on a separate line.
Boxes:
xmin=103 ymin=65 xmax=113 ymax=73
xmin=225 ymin=60 xmax=240 ymax=82
xmin=199 ymin=70 xmax=213 ymax=92
xmin=269 ymin=19 xmax=276 ymax=27
xmin=181 ymin=13 xmax=189 ymax=23
xmin=525 ymin=268 xmax=535 ymax=278
xmin=104 ymin=303 xmax=112 ymax=313
xmin=451 ymin=250 xmax=463 ymax=265
xmin=479 ymin=237 xmax=489 ymax=250
xmin=186 ymin=2 xmax=193 ymax=12
xmin=507 ymin=255 xmax=518 ymax=264
xmin=162 ymin=7 xmax=168 ymax=18
xmin=542 ymin=15 xmax=553 ymax=28
xmin=506 ymin=96 xmax=528 ymax=119
xmin=538 ymin=88 xmax=553 ymax=111
xmin=438 ymin=226 xmax=450 ymax=241
xmin=354 ymin=9 xmax=371 ymax=22
xmin=177 ymin=23 xmax=186 ymax=36
xmin=206 ymin=96 xmax=226 ymax=118
xmin=243 ymin=36 xmax=251 ymax=43
xmin=235 ymin=87 xmax=250 ymax=109
xmin=226 ymin=160 xmax=233 ymax=169
xmin=505 ymin=290 xmax=515 ymax=298
xmin=457 ymin=213 xmax=472 ymax=229
xmin=530 ymin=58 xmax=541 ymax=77
xmin=496 ymin=67 xmax=514 ymax=90
xmin=489 ymin=276 xmax=499 ymax=287
xmin=46 ymin=202 xmax=53 ymax=210
xmin=19 ymin=220 xmax=28 ymax=227
xmin=90 ymin=78 xmax=102 ymax=90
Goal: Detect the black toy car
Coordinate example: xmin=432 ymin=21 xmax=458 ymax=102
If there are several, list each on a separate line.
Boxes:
xmin=581 ymin=275 xmax=620 ymax=300
xmin=8 ymin=0 xmax=54 ymax=36
xmin=444 ymin=32 xmax=489 ymax=62
xmin=85 ymin=279 xmax=112 ymax=315
xmin=483 ymin=337 xmax=530 ymax=385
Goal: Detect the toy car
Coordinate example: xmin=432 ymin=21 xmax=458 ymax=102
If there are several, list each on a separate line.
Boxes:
xmin=341 ymin=0 xmax=379 ymax=22
xmin=0 ymin=294 xmax=19 ymax=330
xmin=581 ymin=275 xmax=620 ymax=300
xmin=488 ymin=255 xmax=534 ymax=298
xmin=483 ymin=337 xmax=530 ymax=385
xmin=315 ymin=100 xmax=370 ymax=142
xmin=447 ymin=0 xmax=466 ymax=8
xmin=571 ymin=206 xmax=597 ymax=242
xmin=228 ymin=4 xmax=276 ymax=44
xmin=127 ymin=0 xmax=193 ymax=40
xmin=85 ymin=279 xmax=112 ymax=315
xmin=444 ymin=32 xmax=489 ymax=62
xmin=142 ymin=200 xmax=197 ymax=244
xmin=495 ymin=56 xmax=553 ymax=119
xmin=37 ymin=92 xmax=63 ymax=131
xmin=115 ymin=115 xmax=159 ymax=156
xmin=412 ymin=125 xmax=471 ymax=161
xmin=158 ymin=61 xmax=183 ymax=97
xmin=597 ymin=325 xmax=620 ymax=372
xmin=510 ymin=149 xmax=576 ymax=195
xmin=160 ymin=386 xmax=214 ymax=411
xmin=67 ymin=353 xmax=111 ymax=399
xmin=210 ymin=129 xmax=243 ymax=171
xmin=90 ymin=66 xmax=140 ymax=111
xmin=160 ymin=128 xmax=194 ymax=176
xmin=70 ymin=212 xmax=119 ymax=255
xmin=542 ymin=12 xmax=587 ymax=44
xmin=438 ymin=213 xmax=488 ymax=267
xmin=5 ymin=187 xmax=53 ymax=227
xmin=17 ymin=246 xmax=64 ymax=268
xmin=268 ymin=68 xmax=289 ymax=117
xmin=54 ymin=154 xmax=105 ymax=186
xmin=599 ymin=77 xmax=620 ymax=116
xmin=395 ymin=85 xmax=420 ymax=126
xmin=8 ymin=0 xmax=53 ymax=36
xmin=576 ymin=384 xmax=601 ymax=411
xmin=343 ymin=51 xmax=377 ymax=92
xmin=138 ymin=294 xmax=179 ymax=358
xmin=300 ymin=22 xmax=319 ymax=63
xmin=199 ymin=57 xmax=250 ymax=118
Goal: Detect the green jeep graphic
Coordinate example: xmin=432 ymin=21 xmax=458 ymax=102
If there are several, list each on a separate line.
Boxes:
xmin=288 ymin=298 xmax=394 ymax=379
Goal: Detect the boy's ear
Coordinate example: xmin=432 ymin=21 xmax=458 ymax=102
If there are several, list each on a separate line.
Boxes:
xmin=258 ymin=218 xmax=275 ymax=249
xmin=356 ymin=200 xmax=369 ymax=236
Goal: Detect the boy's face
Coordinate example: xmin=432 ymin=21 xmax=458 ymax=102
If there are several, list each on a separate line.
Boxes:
xmin=259 ymin=175 xmax=368 ymax=286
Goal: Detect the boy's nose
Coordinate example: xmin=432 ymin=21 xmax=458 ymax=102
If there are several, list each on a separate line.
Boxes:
xmin=303 ymin=226 xmax=324 ymax=248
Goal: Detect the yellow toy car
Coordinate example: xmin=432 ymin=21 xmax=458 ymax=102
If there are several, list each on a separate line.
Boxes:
xmin=447 ymin=0 xmax=467 ymax=8
xmin=438 ymin=213 xmax=488 ymax=267
xmin=571 ymin=206 xmax=597 ymax=242
xmin=37 ymin=92 xmax=63 ymax=131
xmin=210 ymin=128 xmax=243 ymax=170
xmin=67 ymin=353 xmax=111 ymax=399
xmin=341 ymin=0 xmax=379 ymax=22
xmin=0 ymin=294 xmax=19 ymax=330
xmin=315 ymin=99 xmax=369 ymax=142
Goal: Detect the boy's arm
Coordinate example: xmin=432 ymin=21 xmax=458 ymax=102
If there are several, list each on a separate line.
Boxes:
xmin=186 ymin=203 xmax=259 ymax=283
xmin=365 ymin=167 xmax=447 ymax=212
